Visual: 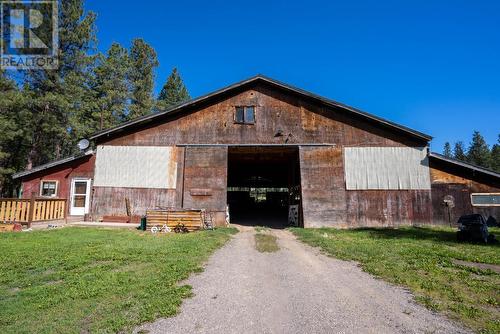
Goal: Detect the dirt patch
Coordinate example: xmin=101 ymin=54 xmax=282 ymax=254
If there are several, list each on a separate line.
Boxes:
xmin=44 ymin=280 xmax=63 ymax=286
xmin=452 ymin=259 xmax=500 ymax=274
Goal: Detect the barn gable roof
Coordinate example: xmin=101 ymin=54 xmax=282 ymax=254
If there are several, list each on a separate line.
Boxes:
xmin=89 ymin=75 xmax=433 ymax=142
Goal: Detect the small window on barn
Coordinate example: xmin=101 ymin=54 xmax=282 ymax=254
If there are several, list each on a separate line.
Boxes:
xmin=471 ymin=193 xmax=500 ymax=207
xmin=235 ymin=106 xmax=255 ymax=124
xmin=40 ymin=181 xmax=57 ymax=197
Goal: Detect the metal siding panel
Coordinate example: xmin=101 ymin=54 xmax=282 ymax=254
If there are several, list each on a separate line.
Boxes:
xmin=344 ymin=147 xmax=431 ymax=190
xmin=94 ymin=146 xmax=177 ymax=189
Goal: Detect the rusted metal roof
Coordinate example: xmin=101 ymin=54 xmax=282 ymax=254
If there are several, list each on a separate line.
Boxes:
xmin=429 ymin=152 xmax=500 ymax=179
xmin=12 ymin=150 xmax=94 ymax=179
xmin=89 ymin=75 xmax=433 ymax=142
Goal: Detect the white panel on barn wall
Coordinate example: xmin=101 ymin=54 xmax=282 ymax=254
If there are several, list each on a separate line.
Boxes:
xmin=94 ymin=146 xmax=177 ymax=189
xmin=344 ymin=147 xmax=431 ymax=190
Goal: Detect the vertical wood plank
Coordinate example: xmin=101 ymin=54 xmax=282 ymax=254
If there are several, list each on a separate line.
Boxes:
xmin=14 ymin=201 xmax=21 ymax=221
xmin=40 ymin=201 xmax=46 ymax=220
xmin=0 ymin=200 xmax=5 ymax=221
xmin=5 ymin=201 xmax=11 ymax=221
xmin=47 ymin=201 xmax=52 ymax=220
xmin=27 ymin=193 xmax=36 ymax=226
xmin=50 ymin=201 xmax=55 ymax=220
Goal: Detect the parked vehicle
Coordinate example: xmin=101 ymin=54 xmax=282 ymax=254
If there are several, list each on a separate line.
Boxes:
xmin=456 ymin=214 xmax=497 ymax=243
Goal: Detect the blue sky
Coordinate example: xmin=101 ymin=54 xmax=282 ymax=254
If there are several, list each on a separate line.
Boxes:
xmin=86 ymin=0 xmax=499 ymax=152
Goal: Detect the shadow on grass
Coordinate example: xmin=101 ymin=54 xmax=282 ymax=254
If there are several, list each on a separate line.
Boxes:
xmin=346 ymin=227 xmax=500 ymax=247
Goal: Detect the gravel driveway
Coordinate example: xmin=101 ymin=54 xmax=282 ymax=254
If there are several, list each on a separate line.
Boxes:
xmin=136 ymin=226 xmax=468 ymax=334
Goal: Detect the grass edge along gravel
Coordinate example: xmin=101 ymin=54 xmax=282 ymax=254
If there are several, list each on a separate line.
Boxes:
xmin=0 ymin=227 xmax=237 ymax=334
xmin=290 ymin=226 xmax=500 ymax=334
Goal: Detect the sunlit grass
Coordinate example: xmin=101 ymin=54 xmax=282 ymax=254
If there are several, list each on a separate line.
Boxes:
xmin=0 ymin=227 xmax=237 ymax=333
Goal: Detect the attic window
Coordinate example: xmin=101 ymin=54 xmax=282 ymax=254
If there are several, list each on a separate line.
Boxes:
xmin=235 ymin=106 xmax=255 ymax=124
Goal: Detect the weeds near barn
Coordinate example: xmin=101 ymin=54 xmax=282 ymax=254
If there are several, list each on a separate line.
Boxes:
xmin=291 ymin=226 xmax=500 ymax=334
xmin=0 ymin=227 xmax=237 ymax=333
xmin=255 ymin=232 xmax=280 ymax=253
xmin=254 ymin=226 xmax=270 ymax=233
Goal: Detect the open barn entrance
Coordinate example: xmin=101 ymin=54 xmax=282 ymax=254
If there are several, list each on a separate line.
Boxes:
xmin=227 ymin=146 xmax=302 ymax=229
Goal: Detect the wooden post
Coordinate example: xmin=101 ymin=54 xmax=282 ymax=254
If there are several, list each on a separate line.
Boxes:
xmin=27 ymin=192 xmax=36 ymax=228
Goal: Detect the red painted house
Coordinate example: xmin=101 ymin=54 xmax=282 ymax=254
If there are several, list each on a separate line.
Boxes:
xmin=15 ymin=151 xmax=94 ymax=217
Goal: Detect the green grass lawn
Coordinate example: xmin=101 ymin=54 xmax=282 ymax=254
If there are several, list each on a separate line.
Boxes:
xmin=291 ymin=226 xmax=500 ymax=334
xmin=0 ymin=227 xmax=237 ymax=334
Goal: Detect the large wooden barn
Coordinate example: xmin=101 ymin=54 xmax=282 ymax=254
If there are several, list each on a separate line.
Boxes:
xmin=13 ymin=75 xmax=500 ymax=227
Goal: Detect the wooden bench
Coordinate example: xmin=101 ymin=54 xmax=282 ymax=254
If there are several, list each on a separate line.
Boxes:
xmin=146 ymin=209 xmax=204 ymax=232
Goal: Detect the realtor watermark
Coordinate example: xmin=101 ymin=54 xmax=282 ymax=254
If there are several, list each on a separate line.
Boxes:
xmin=1 ymin=0 xmax=58 ymax=70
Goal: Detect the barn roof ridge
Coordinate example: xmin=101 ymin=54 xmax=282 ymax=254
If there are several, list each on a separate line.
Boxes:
xmin=88 ymin=74 xmax=433 ymax=142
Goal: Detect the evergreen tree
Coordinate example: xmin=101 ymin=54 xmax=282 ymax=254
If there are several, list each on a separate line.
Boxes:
xmin=24 ymin=0 xmax=97 ymax=167
xmin=466 ymin=131 xmax=491 ymax=168
xmin=490 ymin=134 xmax=500 ymax=172
xmin=128 ymin=38 xmax=158 ymax=119
xmin=443 ymin=142 xmax=452 ymax=158
xmin=453 ymin=141 xmax=466 ymax=161
xmin=0 ymin=71 xmax=32 ymax=195
xmin=92 ymin=43 xmax=130 ymax=130
xmin=157 ymin=68 xmax=190 ymax=110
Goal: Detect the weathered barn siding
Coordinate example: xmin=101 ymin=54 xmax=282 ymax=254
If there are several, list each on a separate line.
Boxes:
xmin=346 ymin=190 xmax=432 ymax=227
xmin=90 ymin=187 xmax=177 ymax=219
xmin=429 ymin=164 xmax=500 ymax=224
xmin=99 ymin=84 xmax=427 ymax=148
xmin=92 ymin=82 xmax=432 ymax=227
xmin=182 ymin=146 xmax=228 ymax=226
xmin=299 ymin=146 xmax=346 ymax=227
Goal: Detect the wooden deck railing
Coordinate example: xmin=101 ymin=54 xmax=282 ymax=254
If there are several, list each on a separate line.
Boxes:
xmin=0 ymin=198 xmax=66 ymax=226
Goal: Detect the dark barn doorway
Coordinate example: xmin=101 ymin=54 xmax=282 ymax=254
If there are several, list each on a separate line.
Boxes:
xmin=227 ymin=146 xmax=302 ymax=228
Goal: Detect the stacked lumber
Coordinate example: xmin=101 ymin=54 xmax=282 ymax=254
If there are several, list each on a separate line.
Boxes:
xmin=146 ymin=209 xmax=203 ymax=232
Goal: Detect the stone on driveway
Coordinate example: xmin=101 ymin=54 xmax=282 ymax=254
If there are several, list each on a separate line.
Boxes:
xmin=136 ymin=227 xmax=469 ymax=334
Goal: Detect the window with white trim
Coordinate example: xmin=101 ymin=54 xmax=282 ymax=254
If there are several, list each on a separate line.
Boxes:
xmin=40 ymin=181 xmax=58 ymax=197
xmin=471 ymin=193 xmax=500 ymax=206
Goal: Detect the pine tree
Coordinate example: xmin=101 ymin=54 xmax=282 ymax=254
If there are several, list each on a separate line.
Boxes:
xmin=157 ymin=68 xmax=190 ymax=110
xmin=466 ymin=131 xmax=491 ymax=168
xmin=128 ymin=38 xmax=159 ymax=119
xmin=0 ymin=71 xmax=32 ymax=195
xmin=92 ymin=43 xmax=130 ymax=130
xmin=443 ymin=142 xmax=452 ymax=158
xmin=490 ymin=134 xmax=500 ymax=172
xmin=453 ymin=141 xmax=466 ymax=161
xmin=24 ymin=0 xmax=97 ymax=167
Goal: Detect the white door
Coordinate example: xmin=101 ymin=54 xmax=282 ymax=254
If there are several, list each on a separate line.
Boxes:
xmin=70 ymin=179 xmax=91 ymax=216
